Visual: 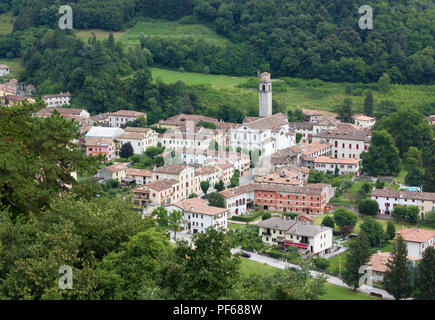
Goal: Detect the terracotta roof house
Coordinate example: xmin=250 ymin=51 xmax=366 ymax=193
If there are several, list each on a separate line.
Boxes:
xmin=98 ymin=163 xmax=128 ymax=182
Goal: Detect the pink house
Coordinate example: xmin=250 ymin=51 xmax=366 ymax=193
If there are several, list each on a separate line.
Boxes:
xmin=85 ymin=138 xmax=115 ymax=162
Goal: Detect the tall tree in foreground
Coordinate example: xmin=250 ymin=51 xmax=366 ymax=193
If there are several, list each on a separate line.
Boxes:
xmin=232 ymin=261 xmax=326 ymax=300
xmin=413 ymin=246 xmax=435 ymax=300
xmin=157 ymin=227 xmax=240 ymax=299
xmin=342 ymin=231 xmax=371 ymax=290
xmin=384 ymin=235 xmax=413 ymax=300
xmin=363 ymin=89 xmax=374 ymax=116
xmin=0 ymin=101 xmax=94 ymax=217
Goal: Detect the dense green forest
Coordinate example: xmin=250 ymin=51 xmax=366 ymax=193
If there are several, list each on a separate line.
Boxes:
xmin=1 ymin=0 xmax=434 ymax=83
xmin=13 ymin=28 xmax=258 ymax=123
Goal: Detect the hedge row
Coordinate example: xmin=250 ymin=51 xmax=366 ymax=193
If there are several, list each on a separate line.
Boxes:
xmin=231 ymin=210 xmax=263 ymax=222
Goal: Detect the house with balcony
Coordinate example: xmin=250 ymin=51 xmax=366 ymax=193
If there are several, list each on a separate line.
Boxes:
xmin=257 ymin=217 xmax=333 ymax=256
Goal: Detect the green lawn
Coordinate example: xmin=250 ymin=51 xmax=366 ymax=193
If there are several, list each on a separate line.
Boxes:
xmin=0 ymin=12 xmax=15 ymax=34
xmin=239 ymin=258 xmax=379 ymax=300
xmin=321 ymin=283 xmax=377 ymax=300
xmin=228 ymin=223 xmax=249 ymax=231
xmin=150 ymin=67 xmax=249 ymax=89
xmin=239 ymin=257 xmax=277 ymax=276
xmin=121 ymin=19 xmax=229 ymax=48
xmin=395 ymin=169 xmax=408 ymax=185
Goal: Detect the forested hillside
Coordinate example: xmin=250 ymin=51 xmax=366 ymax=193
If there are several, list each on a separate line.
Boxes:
xmin=1 ymin=0 xmax=434 ymax=83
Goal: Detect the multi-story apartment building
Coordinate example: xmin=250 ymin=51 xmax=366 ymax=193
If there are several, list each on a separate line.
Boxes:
xmin=254 ymin=183 xmax=332 ymax=215
xmin=175 ymin=148 xmax=250 ymax=176
xmin=152 ymin=164 xmax=196 ymax=198
xmin=257 ymin=217 xmax=333 ymax=256
xmin=314 ymin=156 xmax=360 ymax=176
xmin=108 ymin=110 xmax=146 ymax=128
xmin=85 ymin=138 xmax=116 ymax=162
xmin=158 ymin=127 xmax=215 ymax=151
xmin=312 ymin=128 xmax=371 ymax=159
xmin=132 ymin=179 xmax=180 ymax=208
xmin=353 ymin=115 xmax=376 ymax=128
xmin=34 ymin=107 xmax=90 ymax=121
xmin=220 ymin=183 xmax=256 ymax=217
xmin=166 ymin=198 xmax=228 ymax=233
xmin=42 ymin=92 xmax=72 ymax=107
xmin=97 ymin=163 xmax=128 ymax=182
xmin=372 ymin=188 xmax=435 ymax=218
xmin=230 ymin=113 xmax=296 ymax=157
xmin=119 ymin=128 xmax=158 ymax=155
xmin=126 ymin=168 xmax=152 ymax=185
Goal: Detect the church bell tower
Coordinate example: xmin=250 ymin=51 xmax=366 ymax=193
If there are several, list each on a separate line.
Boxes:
xmin=259 ymin=72 xmax=272 ymax=117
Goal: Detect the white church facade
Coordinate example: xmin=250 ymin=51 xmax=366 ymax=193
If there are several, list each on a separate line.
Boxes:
xmin=230 ymin=72 xmax=296 ymax=157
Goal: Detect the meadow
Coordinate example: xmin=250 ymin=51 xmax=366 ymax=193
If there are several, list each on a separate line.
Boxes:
xmin=150 ymin=67 xmax=249 ymax=89
xmin=0 ymin=12 xmax=15 ymax=34
xmin=147 ymin=67 xmax=435 ymax=116
xmin=120 ymin=19 xmax=229 ymax=48
xmin=0 ymin=58 xmax=23 ymax=78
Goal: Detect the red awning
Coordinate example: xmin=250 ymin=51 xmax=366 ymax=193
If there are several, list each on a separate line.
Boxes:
xmin=284 ymin=242 xmax=308 ymax=249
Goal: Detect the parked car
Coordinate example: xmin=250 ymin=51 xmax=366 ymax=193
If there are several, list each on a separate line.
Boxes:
xmin=241 ymin=252 xmax=251 ymax=258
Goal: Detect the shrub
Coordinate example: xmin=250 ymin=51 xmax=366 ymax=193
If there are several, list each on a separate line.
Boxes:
xmin=321 ymin=215 xmax=335 ymax=228
xmin=313 ymin=257 xmax=330 ymax=270
xmin=262 ymin=212 xmax=272 ymax=220
xmin=386 ymin=222 xmax=396 ymax=240
xmin=333 ymin=207 xmax=358 ymax=227
xmin=358 ymin=199 xmax=379 ymax=216
xmin=231 ymin=210 xmax=263 ymax=222
xmin=283 ymin=212 xmax=298 ymax=219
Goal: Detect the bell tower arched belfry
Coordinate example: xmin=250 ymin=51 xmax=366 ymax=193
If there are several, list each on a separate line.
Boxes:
xmin=259 ymin=72 xmax=272 ymax=117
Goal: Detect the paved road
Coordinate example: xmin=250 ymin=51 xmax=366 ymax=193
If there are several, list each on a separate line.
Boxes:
xmin=169 ymin=231 xmax=394 ymax=299
xmin=240 ymin=170 xmax=256 ymax=185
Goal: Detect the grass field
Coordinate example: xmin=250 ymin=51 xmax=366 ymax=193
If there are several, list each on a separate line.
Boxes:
xmin=239 ymin=258 xmax=378 ymax=300
xmin=0 ymin=12 xmax=15 ymax=34
xmin=121 ymin=19 xmax=229 ymax=48
xmin=150 ymin=67 xmax=249 ymax=89
xmin=0 ymin=57 xmax=23 ymax=77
